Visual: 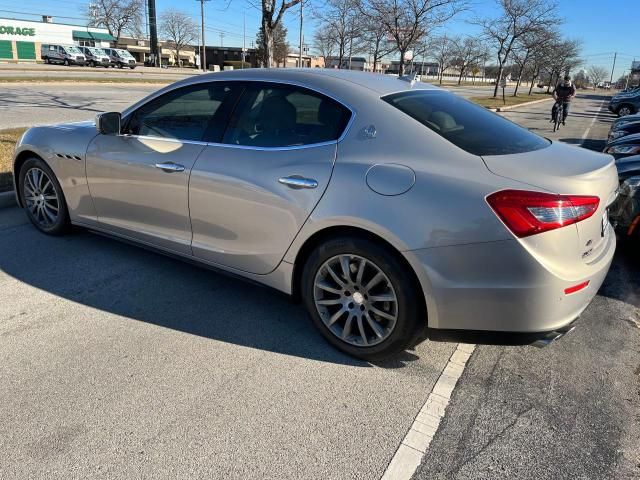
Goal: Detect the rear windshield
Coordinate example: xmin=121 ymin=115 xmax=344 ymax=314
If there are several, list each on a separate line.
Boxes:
xmin=382 ymin=90 xmax=550 ymax=156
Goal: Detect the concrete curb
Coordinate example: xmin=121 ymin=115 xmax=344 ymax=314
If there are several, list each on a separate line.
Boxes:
xmin=490 ymin=97 xmax=555 ymax=112
xmin=0 ymin=190 xmax=17 ymax=209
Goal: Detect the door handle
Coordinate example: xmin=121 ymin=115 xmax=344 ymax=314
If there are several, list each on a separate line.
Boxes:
xmin=155 ymin=162 xmax=185 ymax=173
xmin=278 ymin=176 xmax=318 ymax=189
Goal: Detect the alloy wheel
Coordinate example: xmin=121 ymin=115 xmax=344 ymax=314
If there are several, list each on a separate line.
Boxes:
xmin=619 ymin=106 xmax=632 ymax=116
xmin=313 ymin=254 xmax=398 ymax=347
xmin=23 ymin=167 xmax=60 ymax=228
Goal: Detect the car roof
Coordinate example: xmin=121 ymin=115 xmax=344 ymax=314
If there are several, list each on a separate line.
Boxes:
xmin=178 ymin=68 xmax=441 ymax=96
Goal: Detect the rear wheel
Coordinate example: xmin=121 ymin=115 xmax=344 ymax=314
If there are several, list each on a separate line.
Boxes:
xmin=18 ymin=158 xmax=70 ymax=235
xmin=302 ymin=236 xmax=424 ymax=361
xmin=89 ymin=60 xmax=95 ymax=68
xmin=617 ymin=105 xmax=635 ymax=117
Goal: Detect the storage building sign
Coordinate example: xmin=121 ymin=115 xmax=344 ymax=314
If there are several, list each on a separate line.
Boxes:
xmin=0 ymin=25 xmax=36 ymax=36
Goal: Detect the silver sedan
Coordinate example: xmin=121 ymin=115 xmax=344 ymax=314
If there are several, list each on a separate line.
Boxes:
xmin=12 ymin=69 xmax=618 ymax=360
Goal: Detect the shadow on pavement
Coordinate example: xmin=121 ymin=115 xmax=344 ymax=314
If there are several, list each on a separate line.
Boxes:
xmin=0 ymin=212 xmax=424 ymax=368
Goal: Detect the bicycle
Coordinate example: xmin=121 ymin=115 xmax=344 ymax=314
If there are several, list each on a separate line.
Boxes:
xmin=553 ymin=101 xmax=564 ymax=132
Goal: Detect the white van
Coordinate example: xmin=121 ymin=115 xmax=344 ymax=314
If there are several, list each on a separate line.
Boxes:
xmin=103 ymin=48 xmax=137 ymax=69
xmin=41 ymin=44 xmax=86 ymax=66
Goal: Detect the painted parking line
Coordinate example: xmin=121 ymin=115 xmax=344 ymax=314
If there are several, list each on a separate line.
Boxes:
xmin=381 ymin=343 xmax=476 ymax=480
xmin=581 ymin=98 xmax=609 ymax=147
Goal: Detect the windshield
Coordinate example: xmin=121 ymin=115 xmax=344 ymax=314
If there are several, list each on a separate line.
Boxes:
xmin=382 ymin=90 xmax=550 ymax=156
xmin=89 ymin=47 xmax=107 ymax=56
xmin=116 ymin=49 xmax=134 ymax=59
xmin=64 ymin=46 xmax=82 ymax=54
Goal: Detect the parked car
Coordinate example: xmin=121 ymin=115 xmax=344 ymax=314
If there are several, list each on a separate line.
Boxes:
xmin=11 ymin=69 xmax=618 ymax=360
xmin=609 ymin=156 xmax=640 ymax=239
xmin=607 ymin=117 xmax=640 ymax=144
xmin=78 ymin=46 xmax=112 ymax=68
xmin=603 ymin=132 xmax=640 ymax=159
xmin=103 ymin=48 xmax=136 ymax=69
xmin=40 ymin=44 xmax=86 ymax=66
xmin=610 ymin=113 xmax=640 ymax=132
xmin=608 ymin=91 xmax=640 ymax=116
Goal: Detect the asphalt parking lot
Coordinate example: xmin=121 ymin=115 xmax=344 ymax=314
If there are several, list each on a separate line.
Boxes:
xmin=0 ymin=86 xmax=638 ymax=479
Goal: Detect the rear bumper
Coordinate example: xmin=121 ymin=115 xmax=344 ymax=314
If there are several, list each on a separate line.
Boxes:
xmin=407 ymin=230 xmax=615 ymax=333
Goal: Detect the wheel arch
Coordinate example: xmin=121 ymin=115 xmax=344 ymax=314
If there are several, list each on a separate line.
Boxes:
xmin=13 ymin=149 xmax=48 ymax=208
xmin=290 ymin=224 xmax=428 ymax=327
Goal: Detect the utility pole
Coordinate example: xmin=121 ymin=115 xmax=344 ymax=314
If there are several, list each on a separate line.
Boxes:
xmin=610 ymin=51 xmax=617 ymax=85
xmin=242 ymin=12 xmax=246 ymax=69
xmin=147 ymin=0 xmax=159 ymax=67
xmin=196 ymin=0 xmax=210 ymax=71
xmin=220 ymin=32 xmax=224 ymax=47
xmin=298 ymin=0 xmax=303 ymax=68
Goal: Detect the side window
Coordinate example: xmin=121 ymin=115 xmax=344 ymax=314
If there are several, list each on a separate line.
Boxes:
xmin=125 ymin=83 xmax=241 ymax=142
xmin=223 ymin=83 xmax=351 ymax=148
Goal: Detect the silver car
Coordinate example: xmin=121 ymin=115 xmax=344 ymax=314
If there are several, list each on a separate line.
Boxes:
xmin=12 ymin=69 xmax=618 ymax=360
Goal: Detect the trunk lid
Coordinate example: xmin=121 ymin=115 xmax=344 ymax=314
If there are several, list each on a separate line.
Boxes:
xmin=483 ymin=141 xmax=618 ymax=263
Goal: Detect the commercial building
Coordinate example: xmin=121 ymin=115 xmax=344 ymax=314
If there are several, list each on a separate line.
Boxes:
xmin=0 ymin=16 xmax=113 ymax=62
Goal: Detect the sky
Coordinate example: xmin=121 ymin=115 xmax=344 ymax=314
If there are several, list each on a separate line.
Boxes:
xmin=0 ymin=0 xmax=638 ymax=78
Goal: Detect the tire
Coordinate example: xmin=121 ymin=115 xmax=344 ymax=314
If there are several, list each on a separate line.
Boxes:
xmin=18 ymin=157 xmax=70 ymax=236
xmin=43 ymin=57 xmax=49 ymax=64
xmin=129 ymin=66 xmax=136 ymax=69
xmin=301 ymin=236 xmax=424 ymax=361
xmin=63 ymin=59 xmax=69 ymax=66
xmin=117 ymin=63 xmax=123 ymax=69
xmin=617 ymin=105 xmax=635 ymax=117
xmin=89 ymin=61 xmax=95 ymax=68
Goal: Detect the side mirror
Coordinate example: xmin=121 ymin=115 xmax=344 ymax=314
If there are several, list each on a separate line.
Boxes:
xmin=96 ymin=112 xmax=121 ymax=135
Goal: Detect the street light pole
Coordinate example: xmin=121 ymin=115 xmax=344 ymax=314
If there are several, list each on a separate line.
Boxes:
xmin=242 ymin=12 xmax=246 ymax=69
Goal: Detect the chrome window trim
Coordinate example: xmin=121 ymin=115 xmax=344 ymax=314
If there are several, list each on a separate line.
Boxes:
xmin=121 ymin=77 xmax=357 ymax=149
xmin=120 ymin=134 xmax=209 ymax=146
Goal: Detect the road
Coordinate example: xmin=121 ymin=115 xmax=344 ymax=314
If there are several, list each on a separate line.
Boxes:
xmin=0 ymin=91 xmax=638 ymax=479
xmin=0 ymin=80 xmax=499 ymax=130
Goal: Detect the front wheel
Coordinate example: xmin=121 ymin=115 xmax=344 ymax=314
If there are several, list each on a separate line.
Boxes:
xmin=19 ymin=158 xmax=70 ymax=235
xmin=301 ymin=237 xmax=424 ymax=361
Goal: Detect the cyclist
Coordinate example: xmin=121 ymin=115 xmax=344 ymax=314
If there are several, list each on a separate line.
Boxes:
xmin=551 ymin=75 xmax=576 ymax=125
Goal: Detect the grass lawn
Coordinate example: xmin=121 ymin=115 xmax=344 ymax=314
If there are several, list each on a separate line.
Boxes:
xmin=0 ymin=128 xmax=26 ymax=193
xmin=470 ymin=92 xmax=552 ymax=109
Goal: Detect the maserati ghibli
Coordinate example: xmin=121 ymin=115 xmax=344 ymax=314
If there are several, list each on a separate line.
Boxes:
xmin=12 ymin=69 xmax=618 ymax=360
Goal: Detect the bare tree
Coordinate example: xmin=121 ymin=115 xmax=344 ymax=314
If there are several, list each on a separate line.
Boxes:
xmin=313 ymin=26 xmax=337 ymax=65
xmin=429 ymin=35 xmax=455 ymax=84
xmin=475 ymin=0 xmax=556 ymax=98
xmin=545 ymin=38 xmax=582 ymax=93
xmin=87 ymin=0 xmax=144 ymax=43
xmin=450 ymin=36 xmax=484 ymax=85
xmin=363 ymin=0 xmax=465 ymax=76
xmin=258 ymin=0 xmax=302 ymax=67
xmin=159 ymin=10 xmax=198 ymax=67
xmin=360 ymin=19 xmax=396 ymax=72
xmin=511 ymin=27 xmax=555 ymax=96
xmin=315 ymin=0 xmax=361 ymax=69
xmin=587 ymin=65 xmax=609 ymax=90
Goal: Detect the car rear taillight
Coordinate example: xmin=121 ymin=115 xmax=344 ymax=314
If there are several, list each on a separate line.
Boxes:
xmin=486 ymin=190 xmax=600 ymax=238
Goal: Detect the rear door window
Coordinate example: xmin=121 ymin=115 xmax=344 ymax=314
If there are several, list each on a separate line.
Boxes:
xmin=382 ymin=90 xmax=550 ymax=156
xmin=223 ymin=83 xmax=351 ymax=148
